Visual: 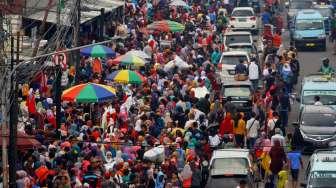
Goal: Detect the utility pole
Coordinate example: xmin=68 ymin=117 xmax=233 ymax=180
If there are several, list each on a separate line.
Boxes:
xmin=100 ymin=8 xmax=105 ymax=41
xmin=55 ymin=0 xmax=62 ymax=137
xmin=73 ymin=0 xmax=81 ymax=83
xmin=0 ymin=10 xmax=6 ymax=185
xmin=8 ymin=31 xmax=19 ymax=188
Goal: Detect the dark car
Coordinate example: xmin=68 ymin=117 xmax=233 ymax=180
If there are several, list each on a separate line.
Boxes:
xmin=221 ymin=79 xmax=253 ymax=114
xmin=287 ymin=0 xmax=313 ymax=27
xmin=293 ymin=105 xmax=336 ymax=148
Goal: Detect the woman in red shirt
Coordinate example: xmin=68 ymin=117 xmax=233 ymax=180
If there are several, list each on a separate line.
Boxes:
xmin=219 ymin=112 xmax=234 ymax=136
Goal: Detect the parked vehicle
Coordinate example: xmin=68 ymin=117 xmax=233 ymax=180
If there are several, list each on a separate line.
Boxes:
xmin=229 ymin=7 xmax=258 ymax=34
xmin=293 ymin=105 xmax=336 ymax=147
xmin=223 ymin=31 xmax=254 ymax=51
xmin=313 ymin=4 xmax=334 ymax=34
xmin=221 ymin=79 xmax=253 ymax=113
xmin=207 ymin=149 xmax=256 ymax=188
xmin=291 ymin=9 xmax=326 ymax=50
xmin=297 ymin=74 xmax=336 ymax=109
xmin=287 ymin=0 xmax=313 ymax=27
xmin=217 ymin=51 xmax=250 ymax=78
xmin=301 ymin=149 xmax=336 ymax=188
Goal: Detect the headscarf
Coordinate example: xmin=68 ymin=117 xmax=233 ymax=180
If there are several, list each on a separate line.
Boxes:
xmin=180 ymin=164 xmax=192 ymax=180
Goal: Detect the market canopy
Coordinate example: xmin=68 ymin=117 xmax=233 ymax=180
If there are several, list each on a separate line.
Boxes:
xmin=62 ymin=83 xmax=116 ymax=103
xmin=0 ymin=130 xmax=41 ymax=150
xmin=107 ymin=70 xmax=145 ymax=85
xmin=80 ymin=45 xmax=116 ymax=58
xmin=110 ymin=53 xmax=146 ymax=67
xmin=126 ymin=50 xmax=151 ymax=60
xmin=147 ymin=20 xmax=185 ymax=33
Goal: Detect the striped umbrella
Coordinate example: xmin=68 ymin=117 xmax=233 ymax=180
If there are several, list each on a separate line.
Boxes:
xmin=80 ymin=44 xmax=116 ymax=58
xmin=110 ymin=53 xmax=146 ymax=67
xmin=147 ymin=20 xmax=185 ymax=33
xmin=62 ymin=83 xmax=116 ymax=103
xmin=106 ymin=70 xmax=145 ymax=85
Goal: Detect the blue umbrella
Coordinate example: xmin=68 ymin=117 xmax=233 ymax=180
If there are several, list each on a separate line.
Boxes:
xmin=80 ymin=45 xmax=116 ymax=58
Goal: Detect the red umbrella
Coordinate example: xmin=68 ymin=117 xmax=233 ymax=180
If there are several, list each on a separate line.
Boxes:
xmin=0 ymin=130 xmax=41 ymax=150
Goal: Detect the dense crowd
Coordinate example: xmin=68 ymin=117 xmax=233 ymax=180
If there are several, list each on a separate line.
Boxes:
xmin=7 ymin=0 xmax=310 ymax=187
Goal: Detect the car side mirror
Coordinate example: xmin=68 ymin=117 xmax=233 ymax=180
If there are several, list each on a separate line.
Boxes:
xmin=300 ymin=183 xmax=307 ymax=187
xmin=292 ymin=122 xmax=299 ymax=126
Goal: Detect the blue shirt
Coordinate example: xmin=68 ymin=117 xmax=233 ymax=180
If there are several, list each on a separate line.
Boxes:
xmin=287 ymin=151 xmax=301 ymax=169
xmin=261 ymin=12 xmax=271 ymax=25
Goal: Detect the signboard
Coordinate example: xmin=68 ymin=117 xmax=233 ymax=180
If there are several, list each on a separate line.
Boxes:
xmin=52 ymin=51 xmax=68 ymax=71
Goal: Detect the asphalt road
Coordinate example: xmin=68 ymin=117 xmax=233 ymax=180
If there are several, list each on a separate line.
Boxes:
xmin=282 ymin=28 xmax=336 ymax=186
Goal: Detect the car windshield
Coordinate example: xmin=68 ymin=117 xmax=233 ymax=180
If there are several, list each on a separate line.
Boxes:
xmin=309 ymin=171 xmax=336 ymax=188
xmin=225 ymin=35 xmax=251 ymax=46
xmin=229 ymin=46 xmax=253 ymax=54
xmin=302 ymin=113 xmax=336 ymax=127
xmin=315 ymin=8 xmax=332 ymax=17
xmin=303 ymin=91 xmax=336 ymax=105
xmin=296 ymin=20 xmax=324 ymax=30
xmin=212 ymin=158 xmax=248 ymax=172
xmin=290 ymin=1 xmax=312 ymax=9
xmin=232 ymin=10 xmax=253 ymax=17
xmin=224 ymin=86 xmax=251 ymax=97
xmin=221 ymin=55 xmax=248 ymax=65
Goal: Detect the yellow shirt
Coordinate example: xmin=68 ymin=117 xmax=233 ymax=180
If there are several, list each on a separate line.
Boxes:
xmin=234 ymin=119 xmax=246 ymax=135
xmin=277 ymin=170 xmax=288 ymax=188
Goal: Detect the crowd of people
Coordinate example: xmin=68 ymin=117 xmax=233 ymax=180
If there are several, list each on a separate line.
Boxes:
xmin=7 ymin=0 xmax=310 ymax=187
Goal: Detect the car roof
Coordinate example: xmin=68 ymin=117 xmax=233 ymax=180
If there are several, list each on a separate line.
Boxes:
xmin=311 ymin=149 xmax=336 ymax=171
xmin=296 ymin=9 xmax=323 ymax=19
xmin=212 ymin=149 xmax=250 ymax=159
xmin=313 ymin=4 xmax=333 ymax=9
xmin=221 ymin=51 xmax=250 ymax=56
xmin=224 ymin=31 xmax=252 ymax=36
xmin=222 ymin=80 xmax=252 ymax=86
xmin=302 ymin=75 xmax=336 ymax=91
xmin=232 ymin=7 xmax=254 ymax=11
xmin=302 ymin=105 xmax=336 ymax=114
xmin=228 ymin=43 xmax=253 ymax=47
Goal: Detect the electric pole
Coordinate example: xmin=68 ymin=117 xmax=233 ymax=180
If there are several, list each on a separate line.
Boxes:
xmin=8 ymin=31 xmax=19 ymax=188
xmin=55 ymin=0 xmax=62 ymax=136
xmin=73 ymin=0 xmax=81 ymax=83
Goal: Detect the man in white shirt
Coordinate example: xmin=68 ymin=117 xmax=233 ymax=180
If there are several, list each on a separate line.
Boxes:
xmin=314 ymin=95 xmax=323 ymax=105
xmin=246 ymin=112 xmax=260 ymax=149
xmin=267 ymin=111 xmax=279 ymax=136
xmin=248 ymin=59 xmax=259 ymax=92
xmin=271 ymin=128 xmax=285 ymax=146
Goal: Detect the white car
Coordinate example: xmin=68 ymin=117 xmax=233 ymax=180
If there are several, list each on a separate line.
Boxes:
xmin=223 ymin=31 xmax=253 ymax=51
xmin=218 ymin=51 xmax=250 ymax=78
xmin=229 ymin=7 xmax=258 ymax=34
xmin=207 ymin=149 xmax=255 ymax=188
